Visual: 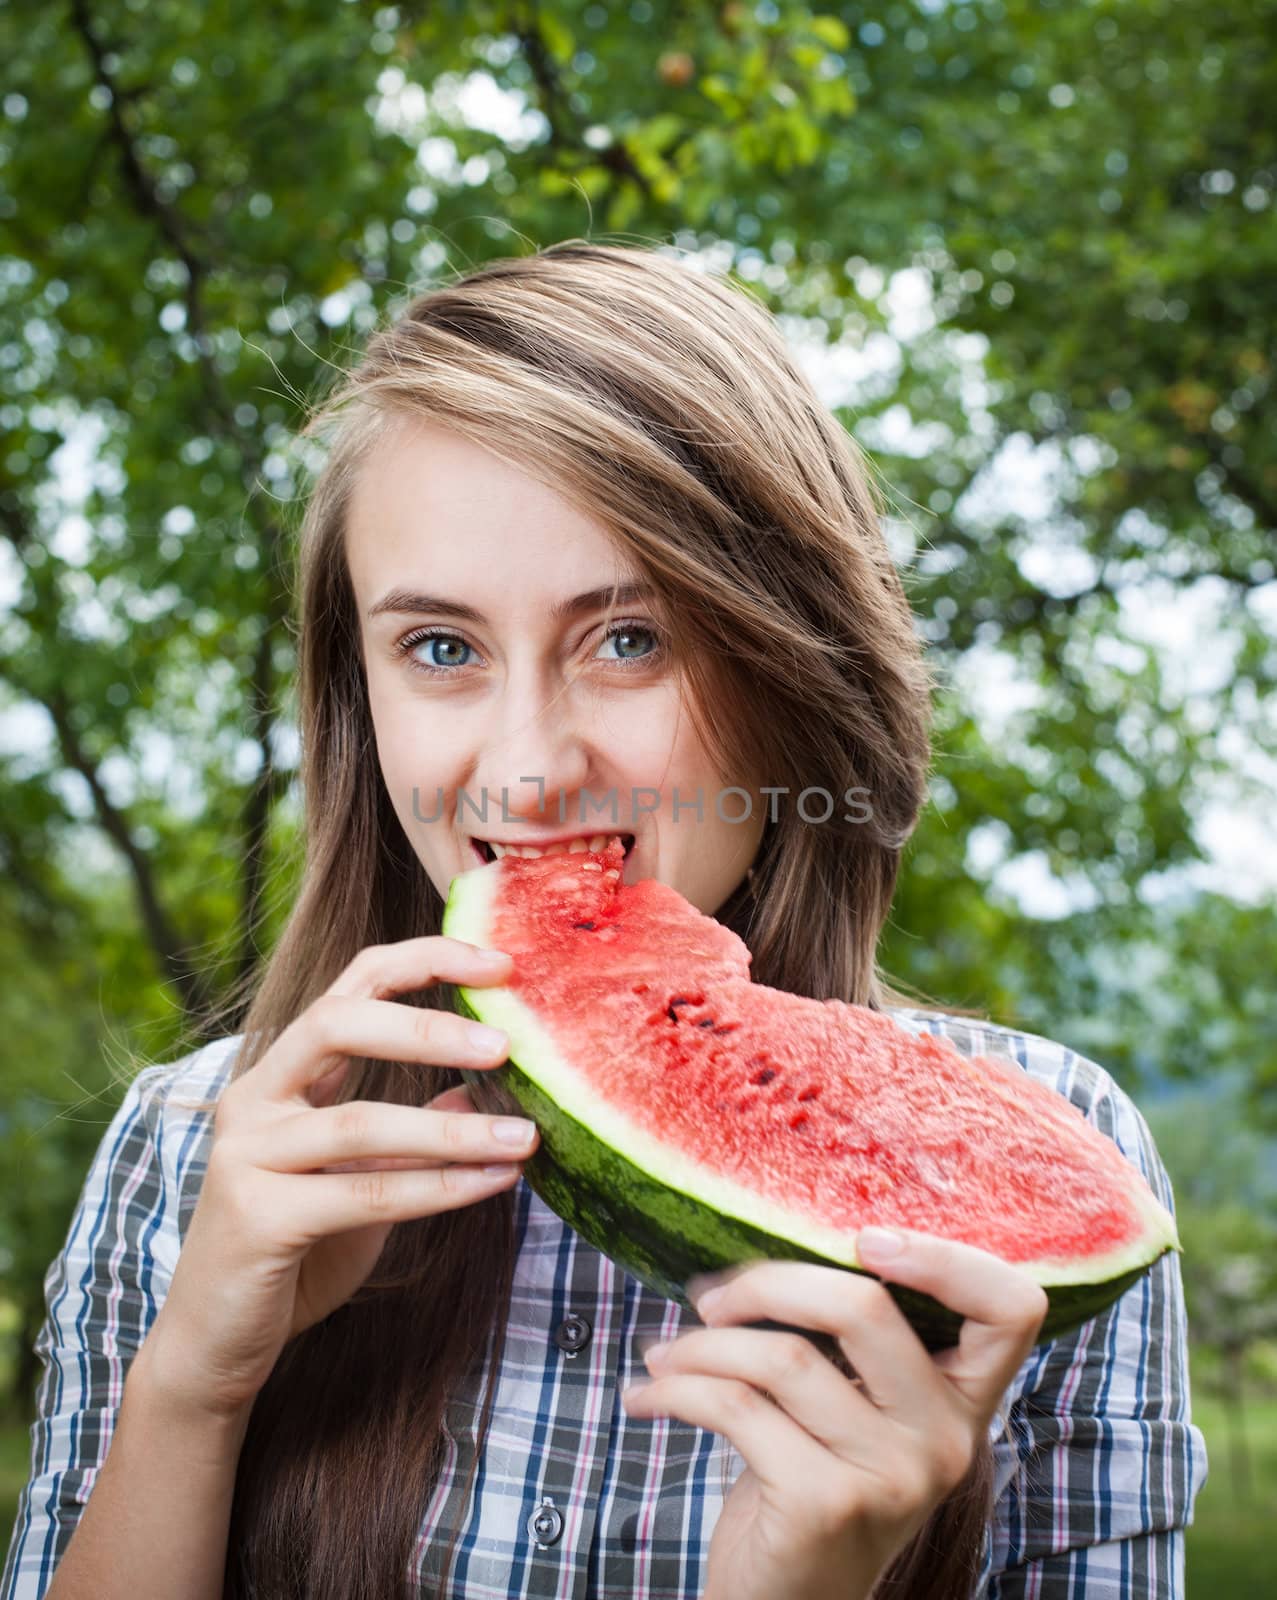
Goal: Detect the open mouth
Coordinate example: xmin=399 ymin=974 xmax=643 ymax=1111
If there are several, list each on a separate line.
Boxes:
xmin=471 ymin=833 xmax=636 ymax=866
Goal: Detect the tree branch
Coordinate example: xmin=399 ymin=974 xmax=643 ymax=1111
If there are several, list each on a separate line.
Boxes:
xmin=510 ymin=1 xmax=654 ymax=202
xmin=43 ymin=684 xmax=215 ymax=1020
xmin=0 ymin=502 xmax=216 ymax=1018
xmin=67 ymin=0 xmax=232 ymax=442
xmin=64 ymin=3 xmax=299 ymax=975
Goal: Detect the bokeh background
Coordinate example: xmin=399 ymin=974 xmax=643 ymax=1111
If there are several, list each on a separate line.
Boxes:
xmin=1 ymin=0 xmax=1274 ymax=1585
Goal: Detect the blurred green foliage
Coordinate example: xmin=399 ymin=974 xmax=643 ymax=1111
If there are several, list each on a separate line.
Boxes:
xmin=0 ymin=8 xmax=1272 ymax=1536
xmin=1183 ymin=1377 xmax=1277 ymax=1590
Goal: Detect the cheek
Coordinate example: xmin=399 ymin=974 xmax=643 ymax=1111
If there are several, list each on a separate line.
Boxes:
xmin=368 ymin=671 xmax=451 ymax=757
xmin=366 ymin=688 xmax=456 ymax=826
xmin=659 ymin=703 xmax=735 ymax=790
xmin=612 ymin=685 xmax=713 ymax=775
xmin=368 ymin=692 xmax=414 ymax=774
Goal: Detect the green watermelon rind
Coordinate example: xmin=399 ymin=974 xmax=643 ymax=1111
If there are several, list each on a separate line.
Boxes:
xmin=457 ymin=1019 xmax=1159 ymax=1352
xmin=443 ymin=870 xmax=1176 ymax=1352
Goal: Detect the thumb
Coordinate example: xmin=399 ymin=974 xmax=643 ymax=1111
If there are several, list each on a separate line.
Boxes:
xmin=427 ymin=1083 xmax=477 ymax=1115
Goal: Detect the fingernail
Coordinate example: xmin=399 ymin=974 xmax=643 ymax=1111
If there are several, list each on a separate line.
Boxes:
xmin=492 ymin=1118 xmax=536 ymax=1145
xmin=858 ymin=1225 xmax=905 ymax=1261
xmin=467 ymin=1025 xmax=508 ymax=1057
xmin=644 ymin=1339 xmax=673 ymax=1366
xmin=476 ymin=948 xmax=510 ymax=963
xmin=480 ymin=1162 xmax=521 ymax=1178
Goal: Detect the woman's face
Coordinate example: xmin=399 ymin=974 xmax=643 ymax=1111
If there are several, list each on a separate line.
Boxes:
xmin=344 ymin=417 xmax=765 ymax=917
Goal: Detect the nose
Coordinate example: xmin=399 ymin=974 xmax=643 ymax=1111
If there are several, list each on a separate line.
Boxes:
xmin=463 ymin=682 xmax=594 ymax=834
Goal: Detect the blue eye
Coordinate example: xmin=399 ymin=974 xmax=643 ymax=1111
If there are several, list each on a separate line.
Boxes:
xmin=393 ymin=621 xmax=665 ymax=678
xmin=597 ymin=623 xmax=662 ymax=665
xmin=399 ymin=631 xmax=473 ymax=673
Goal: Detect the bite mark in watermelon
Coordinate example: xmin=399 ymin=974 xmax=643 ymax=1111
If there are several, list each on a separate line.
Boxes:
xmin=442 ymin=840 xmax=1179 ymax=1350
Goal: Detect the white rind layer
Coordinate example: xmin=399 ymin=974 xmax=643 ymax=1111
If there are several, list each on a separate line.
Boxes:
xmin=446 ymin=865 xmax=1180 ymax=1286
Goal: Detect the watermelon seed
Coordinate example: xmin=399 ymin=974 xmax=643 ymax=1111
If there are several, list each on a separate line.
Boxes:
xmin=789 ymin=1111 xmax=810 ymax=1130
xmin=751 ymin=1066 xmax=777 ymax=1086
xmin=695 ymin=1017 xmax=717 ymax=1029
xmin=573 ymin=920 xmax=597 ymax=931
xmin=797 ymin=1087 xmax=820 ymax=1102
xmin=632 ymin=983 xmax=649 ymax=994
xmin=711 ymin=1023 xmax=739 ymax=1035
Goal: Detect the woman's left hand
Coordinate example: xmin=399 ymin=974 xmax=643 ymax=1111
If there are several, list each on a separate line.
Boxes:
xmin=620 ymin=1227 xmax=1049 ymax=1600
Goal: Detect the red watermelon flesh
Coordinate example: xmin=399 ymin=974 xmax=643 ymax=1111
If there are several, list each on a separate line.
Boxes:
xmin=444 ymin=838 xmax=1178 ymax=1319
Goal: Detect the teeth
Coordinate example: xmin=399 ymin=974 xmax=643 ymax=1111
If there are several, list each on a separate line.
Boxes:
xmin=485 ymin=833 xmax=629 ymax=861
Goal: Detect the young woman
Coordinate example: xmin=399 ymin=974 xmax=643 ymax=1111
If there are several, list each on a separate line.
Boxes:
xmin=2 ymin=241 xmax=1205 ymax=1600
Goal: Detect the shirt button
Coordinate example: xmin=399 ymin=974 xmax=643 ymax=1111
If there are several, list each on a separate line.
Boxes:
xmin=528 ymin=1497 xmax=564 ymax=1548
xmin=553 ymin=1313 xmax=592 ymax=1356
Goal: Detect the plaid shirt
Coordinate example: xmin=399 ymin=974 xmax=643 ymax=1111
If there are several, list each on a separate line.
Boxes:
xmin=2 ymin=1009 xmax=1208 ymax=1598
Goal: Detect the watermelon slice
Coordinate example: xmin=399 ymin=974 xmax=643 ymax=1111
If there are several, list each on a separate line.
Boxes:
xmin=442 ymin=840 xmax=1179 ymax=1349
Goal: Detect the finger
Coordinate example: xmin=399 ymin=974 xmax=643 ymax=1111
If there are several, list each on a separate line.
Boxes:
xmin=642 ymin=1326 xmax=890 ymax=1464
xmin=622 ymin=1371 xmax=831 ymax=1493
xmin=700 ymin=1241 xmax=1047 ymax=1424
xmin=274 ymin=1159 xmax=523 ymax=1240
xmin=427 ymin=1083 xmax=477 ymax=1115
xmin=248 ymin=1100 xmax=538 ymax=1174
xmin=318 ymin=1156 xmax=455 ymax=1174
xmin=692 ymin=1260 xmax=945 ymax=1422
xmin=327 ymin=937 xmax=512 ymax=999
xmin=852 ymin=1228 xmax=1048 ymax=1415
xmin=319 ymin=1084 xmax=483 ymax=1167
xmin=307 ymin=1056 xmax=350 ymax=1109
xmin=844 ymin=1233 xmax=1050 ymax=1411
xmin=311 ymin=1064 xmax=481 ymax=1118
xmin=284 ymin=937 xmax=511 ymax=1108
xmin=248 ymin=992 xmax=510 ymax=1105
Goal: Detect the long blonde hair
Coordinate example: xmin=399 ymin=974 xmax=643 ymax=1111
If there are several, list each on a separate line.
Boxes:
xmin=166 ymin=239 xmax=989 ymax=1597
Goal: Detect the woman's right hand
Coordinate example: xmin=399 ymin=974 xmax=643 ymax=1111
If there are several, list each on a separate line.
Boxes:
xmin=139 ymin=937 xmax=532 ymax=1421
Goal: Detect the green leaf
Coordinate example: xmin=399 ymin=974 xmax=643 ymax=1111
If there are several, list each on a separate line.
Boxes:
xmin=808 ymin=15 xmax=851 ymax=51
xmin=538 ymin=11 xmax=574 ymax=66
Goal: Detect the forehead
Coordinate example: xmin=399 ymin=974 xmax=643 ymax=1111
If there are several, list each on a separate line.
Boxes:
xmin=344 ymin=416 xmax=635 ymax=619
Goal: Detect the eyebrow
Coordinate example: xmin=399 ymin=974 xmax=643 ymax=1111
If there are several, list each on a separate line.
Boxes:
xmin=366 ymin=581 xmax=653 ymax=624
